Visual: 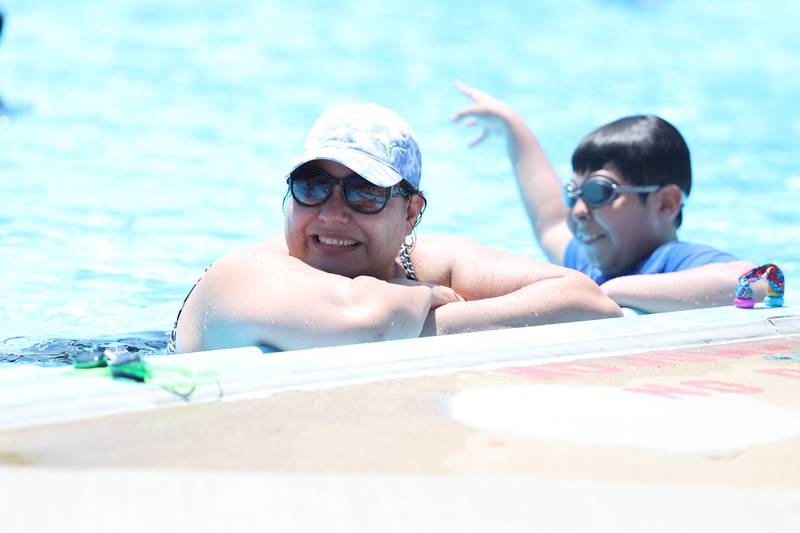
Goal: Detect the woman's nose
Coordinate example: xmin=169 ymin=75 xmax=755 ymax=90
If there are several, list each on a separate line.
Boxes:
xmin=317 ymin=186 xmax=351 ymax=223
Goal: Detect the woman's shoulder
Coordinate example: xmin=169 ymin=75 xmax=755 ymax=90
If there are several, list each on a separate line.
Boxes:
xmin=413 ymin=233 xmax=479 ymax=266
xmin=204 ymin=237 xmax=293 ymax=279
xmin=227 ymin=236 xmax=287 ymax=259
xmin=415 ymin=233 xmax=488 ymax=254
xmin=412 ymin=233 xmax=548 ymax=284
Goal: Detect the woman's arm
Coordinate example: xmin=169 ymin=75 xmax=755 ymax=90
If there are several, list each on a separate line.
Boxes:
xmin=174 ymin=244 xmax=460 ymax=352
xmin=415 ymin=235 xmax=622 ymax=336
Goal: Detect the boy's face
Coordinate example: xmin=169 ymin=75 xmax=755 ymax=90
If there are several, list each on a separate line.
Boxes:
xmin=566 ymin=166 xmax=662 ymax=275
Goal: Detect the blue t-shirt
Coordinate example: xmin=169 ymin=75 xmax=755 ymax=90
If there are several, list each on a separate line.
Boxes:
xmin=563 ymin=239 xmax=738 ymax=285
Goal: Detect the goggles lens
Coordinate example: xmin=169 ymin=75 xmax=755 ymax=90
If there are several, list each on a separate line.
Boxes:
xmin=289 ymin=165 xmax=409 ymax=214
xmin=563 ymin=175 xmax=659 ymax=209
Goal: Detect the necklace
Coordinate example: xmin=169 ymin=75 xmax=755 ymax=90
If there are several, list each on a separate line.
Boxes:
xmin=398 ymin=240 xmax=417 ymax=280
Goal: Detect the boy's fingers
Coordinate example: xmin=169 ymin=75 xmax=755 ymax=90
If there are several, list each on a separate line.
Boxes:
xmin=450 ymin=109 xmax=476 ymax=122
xmin=469 ymin=129 xmax=488 ymax=146
xmin=453 ymin=80 xmax=479 ymax=100
xmin=453 ymin=79 xmax=470 ymax=93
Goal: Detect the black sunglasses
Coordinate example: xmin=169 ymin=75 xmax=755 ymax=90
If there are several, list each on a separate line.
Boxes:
xmin=288 ymin=165 xmax=411 ymax=214
xmin=563 ymin=175 xmax=659 ymax=209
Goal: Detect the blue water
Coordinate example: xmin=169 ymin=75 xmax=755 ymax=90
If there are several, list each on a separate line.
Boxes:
xmin=1 ymin=0 xmax=798 ymax=364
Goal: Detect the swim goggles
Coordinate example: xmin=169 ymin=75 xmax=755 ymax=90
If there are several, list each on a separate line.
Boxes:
xmin=563 ymin=175 xmax=660 ymax=209
xmin=288 ymin=164 xmax=411 ymax=215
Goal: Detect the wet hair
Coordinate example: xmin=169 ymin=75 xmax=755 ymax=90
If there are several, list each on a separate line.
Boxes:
xmin=571 ymin=115 xmax=691 ymax=227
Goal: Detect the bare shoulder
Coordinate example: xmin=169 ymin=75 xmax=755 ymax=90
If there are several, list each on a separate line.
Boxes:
xmin=411 ymin=233 xmax=578 ymax=298
xmin=412 ymin=233 xmax=501 ymax=267
xmin=211 ymin=239 xmax=293 ymax=277
xmin=409 ymin=233 xmax=474 ymax=284
xmin=175 ymin=238 xmax=330 ymax=351
xmin=413 ymin=233 xmax=567 ymax=273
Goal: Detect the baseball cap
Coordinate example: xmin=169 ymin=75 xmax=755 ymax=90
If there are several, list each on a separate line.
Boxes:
xmin=290 ymin=103 xmax=422 ymax=190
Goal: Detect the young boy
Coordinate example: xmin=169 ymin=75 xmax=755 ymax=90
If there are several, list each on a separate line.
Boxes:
xmin=452 ymin=82 xmax=759 ymax=313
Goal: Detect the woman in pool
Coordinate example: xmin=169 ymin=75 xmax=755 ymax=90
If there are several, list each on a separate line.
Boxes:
xmin=171 ymin=103 xmax=621 ymax=353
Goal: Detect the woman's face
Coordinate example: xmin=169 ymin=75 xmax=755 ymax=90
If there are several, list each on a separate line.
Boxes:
xmin=284 ymin=159 xmax=422 ymax=279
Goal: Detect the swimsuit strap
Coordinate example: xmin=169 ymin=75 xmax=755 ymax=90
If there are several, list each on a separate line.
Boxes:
xmin=166 ymin=264 xmax=211 ymax=353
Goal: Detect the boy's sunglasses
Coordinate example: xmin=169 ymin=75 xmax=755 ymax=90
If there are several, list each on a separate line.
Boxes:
xmin=563 ymin=175 xmax=659 ymax=209
xmin=288 ymin=165 xmax=411 ymax=215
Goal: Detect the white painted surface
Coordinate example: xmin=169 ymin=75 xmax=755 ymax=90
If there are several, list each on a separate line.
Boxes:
xmin=449 ymin=384 xmax=800 ymax=452
xmin=2 ymin=467 xmax=799 ymax=533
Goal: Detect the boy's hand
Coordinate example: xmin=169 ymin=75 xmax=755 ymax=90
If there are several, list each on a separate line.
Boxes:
xmin=451 ymin=81 xmax=515 ymax=146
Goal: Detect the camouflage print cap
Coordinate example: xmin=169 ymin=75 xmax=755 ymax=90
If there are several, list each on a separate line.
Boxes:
xmin=291 ymin=103 xmax=422 ymax=190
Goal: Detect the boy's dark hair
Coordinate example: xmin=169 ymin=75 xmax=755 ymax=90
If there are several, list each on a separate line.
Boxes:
xmin=571 ymin=115 xmax=691 ymax=227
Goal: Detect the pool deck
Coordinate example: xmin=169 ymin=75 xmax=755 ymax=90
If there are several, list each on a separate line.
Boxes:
xmin=2 ymin=304 xmax=800 ymax=531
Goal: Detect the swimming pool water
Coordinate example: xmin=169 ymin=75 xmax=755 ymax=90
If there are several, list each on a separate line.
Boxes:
xmin=1 ymin=0 xmax=798 ymax=363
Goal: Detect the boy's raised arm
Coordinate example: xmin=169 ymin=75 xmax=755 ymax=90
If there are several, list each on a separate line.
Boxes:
xmin=452 ymin=81 xmax=573 ymax=264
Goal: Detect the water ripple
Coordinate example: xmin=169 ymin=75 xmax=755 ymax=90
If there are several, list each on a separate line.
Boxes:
xmin=0 ymin=332 xmax=169 ymax=367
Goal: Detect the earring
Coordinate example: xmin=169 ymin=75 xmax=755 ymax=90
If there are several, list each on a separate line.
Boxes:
xmin=404 ymin=231 xmax=416 ymax=253
xmin=734 ymin=264 xmax=785 ymax=308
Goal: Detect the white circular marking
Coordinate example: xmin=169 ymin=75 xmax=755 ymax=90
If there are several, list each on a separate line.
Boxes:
xmin=448 ymin=384 xmax=800 ymax=452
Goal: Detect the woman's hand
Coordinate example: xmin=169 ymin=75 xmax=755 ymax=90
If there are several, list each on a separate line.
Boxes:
xmin=389 ymin=278 xmax=465 ymax=308
xmin=429 ymin=284 xmax=466 ymax=308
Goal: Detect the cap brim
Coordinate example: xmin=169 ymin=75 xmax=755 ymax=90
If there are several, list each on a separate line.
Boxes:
xmin=289 ymin=146 xmax=404 ymax=188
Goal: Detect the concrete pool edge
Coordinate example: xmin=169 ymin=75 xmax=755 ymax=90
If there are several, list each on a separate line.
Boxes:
xmin=3 ymin=466 xmax=800 ymax=533
xmin=1 ymin=304 xmax=799 ymax=430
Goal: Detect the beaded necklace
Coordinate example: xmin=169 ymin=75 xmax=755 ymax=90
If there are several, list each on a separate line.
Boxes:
xmin=398 ymin=240 xmax=417 ymax=280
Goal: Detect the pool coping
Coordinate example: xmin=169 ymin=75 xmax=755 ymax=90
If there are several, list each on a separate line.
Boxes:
xmin=1 ymin=304 xmax=799 ymax=430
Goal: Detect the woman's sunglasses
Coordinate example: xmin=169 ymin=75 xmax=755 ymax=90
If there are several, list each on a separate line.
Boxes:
xmin=288 ymin=165 xmax=411 ymax=215
xmin=563 ymin=175 xmax=659 ymax=209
